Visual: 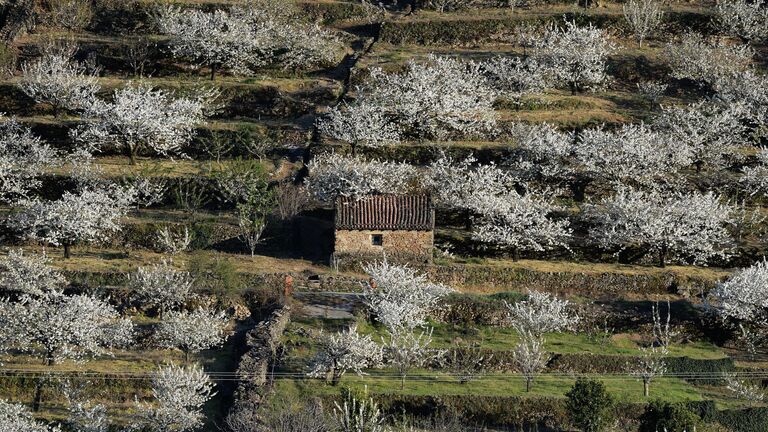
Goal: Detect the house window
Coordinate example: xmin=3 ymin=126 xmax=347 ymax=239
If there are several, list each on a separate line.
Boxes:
xmin=371 ymin=234 xmax=383 ymax=246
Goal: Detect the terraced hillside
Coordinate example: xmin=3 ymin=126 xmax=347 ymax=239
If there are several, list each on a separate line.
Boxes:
xmin=0 ymin=0 xmax=766 ymax=431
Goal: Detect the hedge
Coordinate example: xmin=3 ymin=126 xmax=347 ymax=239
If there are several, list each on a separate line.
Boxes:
xmin=713 ymin=407 xmax=768 ymax=432
xmin=373 ymin=394 xmax=570 ymax=429
xmin=379 ymin=11 xmax=716 ymax=46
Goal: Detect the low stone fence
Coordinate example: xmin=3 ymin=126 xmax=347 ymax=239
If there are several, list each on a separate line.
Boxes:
xmin=225 ymin=306 xmax=292 ymax=430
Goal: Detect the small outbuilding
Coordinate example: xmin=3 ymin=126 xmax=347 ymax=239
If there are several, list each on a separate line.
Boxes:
xmin=333 ymin=194 xmax=434 ymax=264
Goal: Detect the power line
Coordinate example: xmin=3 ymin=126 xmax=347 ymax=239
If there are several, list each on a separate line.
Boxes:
xmin=0 ymin=369 xmax=766 ymax=382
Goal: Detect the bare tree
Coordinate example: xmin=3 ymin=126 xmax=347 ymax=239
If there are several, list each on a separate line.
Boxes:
xmin=384 ymin=328 xmax=443 ymax=390
xmin=275 ymin=183 xmax=309 ymax=221
xmin=652 ymin=300 xmax=678 ymax=351
xmin=622 ymin=0 xmax=664 ymax=47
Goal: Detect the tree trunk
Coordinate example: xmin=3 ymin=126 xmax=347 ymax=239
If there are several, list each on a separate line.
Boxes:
xmin=127 ymin=143 xmax=137 ymax=165
xmin=643 ymin=380 xmax=650 ymax=397
xmin=512 ymin=247 xmax=520 ymax=262
xmin=32 ymin=381 xmax=44 ymax=412
xmin=34 ymin=353 xmax=55 ymax=411
xmin=526 ymin=377 xmax=532 ymax=392
xmin=63 ymin=243 xmax=71 ymax=259
xmin=658 ymin=244 xmax=667 ymax=268
xmin=210 ymin=64 xmax=217 ymax=81
xmin=400 ymin=374 xmax=406 ymax=390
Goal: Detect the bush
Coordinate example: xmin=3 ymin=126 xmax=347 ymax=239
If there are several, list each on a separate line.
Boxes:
xmin=39 ymin=0 xmax=92 ymax=31
xmin=713 ymin=407 xmax=768 ymax=432
xmin=566 ymin=378 xmax=614 ymax=432
xmin=639 ymin=400 xmax=700 ymax=432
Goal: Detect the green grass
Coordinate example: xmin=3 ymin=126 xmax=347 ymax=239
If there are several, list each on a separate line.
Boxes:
xmin=273 ymin=373 xmax=719 ymax=405
xmin=351 ymin=319 xmax=727 ymax=360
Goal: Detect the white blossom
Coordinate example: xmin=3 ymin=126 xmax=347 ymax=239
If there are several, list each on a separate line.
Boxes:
xmin=588 ymin=187 xmax=734 ymax=267
xmin=664 ymin=32 xmax=753 ymax=86
xmin=363 ymin=260 xmax=453 ymax=332
xmin=19 ymin=41 xmax=100 ymax=115
xmin=308 ymin=325 xmax=383 ymax=385
xmin=332 ymin=395 xmax=386 ymax=432
xmin=710 ymin=259 xmax=768 ymax=326
xmin=0 ymin=249 xmax=65 ymax=298
xmin=13 ymin=185 xmax=136 ymax=258
xmin=574 ymin=122 xmax=690 ymax=184
xmin=508 ymin=122 xmax=575 ymax=182
xmin=0 ymin=399 xmax=62 ymax=432
xmin=317 ymin=101 xmax=401 ymax=154
xmin=352 ymin=55 xmax=497 ymax=140
xmin=652 ymin=101 xmax=746 ymax=172
xmin=471 ymin=189 xmax=571 ymax=257
xmin=628 ymin=346 xmax=666 ymax=397
xmin=0 ymin=292 xmax=134 ymax=365
xmin=128 ymin=260 xmax=195 ymax=314
xmin=155 ymin=307 xmax=230 ymax=359
xmin=742 ymin=148 xmax=768 ymax=196
xmin=505 ymin=290 xmax=579 ymax=339
xmin=155 ymin=2 xmax=338 ymax=78
xmin=383 ymin=327 xmax=443 ymax=390
xmin=531 ymin=20 xmax=616 ymax=93
xmin=0 ymin=118 xmax=58 ymax=202
xmin=622 ymin=0 xmax=664 ymax=47
xmin=425 ymin=152 xmax=516 ymax=213
xmin=305 ymin=153 xmax=419 ymax=202
xmin=512 ymin=332 xmax=550 ymax=392
xmin=67 ymin=401 xmax=108 ymax=432
xmin=156 ymin=225 xmax=192 ymax=255
xmin=133 ymin=363 xmax=215 ymax=432
xmin=725 ymin=373 xmax=765 ymax=405
xmin=73 ymin=83 xmax=212 ymax=163
xmin=482 ymin=56 xmax=548 ymax=103
xmin=716 ymin=0 xmax=768 ymax=43
xmin=713 ymin=71 xmax=768 ymax=137
xmin=636 ymin=80 xmax=668 ymax=104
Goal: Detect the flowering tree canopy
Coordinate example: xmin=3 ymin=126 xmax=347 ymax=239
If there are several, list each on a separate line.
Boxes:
xmin=349 ymin=55 xmax=497 ymax=140
xmin=73 ymin=83 xmax=215 ymax=164
xmin=588 ymin=188 xmax=734 ymax=267
xmin=716 ymin=0 xmax=768 ymax=43
xmin=155 ymin=307 xmax=230 ymax=358
xmin=0 ymin=118 xmax=58 ymax=203
xmin=13 ymin=185 xmax=135 ymax=258
xmin=305 ymin=153 xmax=419 ymax=202
xmin=0 ymin=249 xmax=65 ymax=298
xmin=363 ymin=260 xmax=453 ymax=332
xmin=531 ymin=20 xmax=616 ymax=93
xmin=132 ymin=363 xmax=215 ymax=432
xmin=308 ymin=326 xmax=383 ymax=385
xmin=19 ymin=41 xmax=100 ymax=116
xmin=155 ymin=1 xmax=339 ymax=79
xmin=665 ymin=32 xmax=753 ymax=86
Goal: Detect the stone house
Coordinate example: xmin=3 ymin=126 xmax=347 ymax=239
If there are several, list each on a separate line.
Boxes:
xmin=334 ymin=194 xmax=434 ymax=264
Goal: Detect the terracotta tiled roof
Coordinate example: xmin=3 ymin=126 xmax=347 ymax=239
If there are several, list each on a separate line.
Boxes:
xmin=335 ymin=195 xmax=434 ymax=231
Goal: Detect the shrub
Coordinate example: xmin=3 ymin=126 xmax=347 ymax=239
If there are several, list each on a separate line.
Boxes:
xmin=566 ymin=378 xmax=614 ymax=432
xmin=639 ymin=400 xmax=700 ymax=432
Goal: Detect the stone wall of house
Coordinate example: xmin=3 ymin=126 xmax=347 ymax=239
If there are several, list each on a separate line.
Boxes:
xmin=334 ymin=229 xmax=433 ymax=264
